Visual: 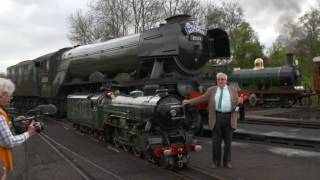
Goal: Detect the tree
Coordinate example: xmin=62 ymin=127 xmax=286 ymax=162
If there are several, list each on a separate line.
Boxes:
xmin=295 ymin=6 xmax=320 ymax=85
xmin=92 ymin=0 xmax=131 ymax=37
xmin=0 ymin=73 xmax=5 ymax=78
xmin=298 ymin=7 xmax=320 ymax=57
xmin=171 ymin=0 xmax=202 ymax=18
xmin=271 ymin=5 xmax=320 ymax=86
xmin=162 ymin=0 xmax=180 ymax=17
xmin=130 ymin=0 xmax=163 ymax=33
xmin=205 ymin=1 xmax=243 ymax=33
xmin=266 ymin=40 xmax=287 ymax=67
xmin=68 ymin=0 xmax=166 ymax=44
xmin=231 ymin=22 xmax=264 ymax=68
xmin=68 ymin=0 xmax=208 ymax=44
xmin=67 ymin=9 xmax=99 ymax=45
xmin=205 ymin=1 xmax=264 ymax=67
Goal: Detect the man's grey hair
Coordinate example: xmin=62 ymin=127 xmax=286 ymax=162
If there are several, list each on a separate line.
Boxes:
xmin=216 ymin=72 xmax=228 ymax=80
xmin=0 ymin=78 xmax=15 ymax=95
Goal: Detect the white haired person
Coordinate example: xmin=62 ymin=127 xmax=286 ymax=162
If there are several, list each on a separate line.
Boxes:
xmin=0 ymin=78 xmax=36 ymax=174
xmin=182 ymin=72 xmax=243 ymax=169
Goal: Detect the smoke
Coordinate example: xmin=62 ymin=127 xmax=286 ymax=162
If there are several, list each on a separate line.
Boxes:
xmin=241 ymin=1 xmax=303 ymax=13
xmin=237 ymin=0 xmax=308 ymax=48
xmin=241 ymin=0 xmax=306 ymax=52
xmin=276 ymin=14 xmax=305 ymax=52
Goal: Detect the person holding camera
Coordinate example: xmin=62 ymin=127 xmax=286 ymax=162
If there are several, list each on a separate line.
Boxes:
xmin=182 ymin=72 xmax=243 ymax=169
xmin=0 ymin=78 xmax=37 ymax=173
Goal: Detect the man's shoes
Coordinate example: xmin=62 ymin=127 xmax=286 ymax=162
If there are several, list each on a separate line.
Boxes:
xmin=224 ymin=162 xmax=233 ymax=169
xmin=211 ymin=163 xmax=217 ymax=169
xmin=211 ymin=162 xmax=219 ymax=169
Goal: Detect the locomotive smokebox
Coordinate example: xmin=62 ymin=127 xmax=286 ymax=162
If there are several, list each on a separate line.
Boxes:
xmin=287 ymin=53 xmax=294 ymax=66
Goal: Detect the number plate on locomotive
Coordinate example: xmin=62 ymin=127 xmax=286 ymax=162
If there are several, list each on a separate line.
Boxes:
xmin=189 ymin=35 xmax=203 ymax=41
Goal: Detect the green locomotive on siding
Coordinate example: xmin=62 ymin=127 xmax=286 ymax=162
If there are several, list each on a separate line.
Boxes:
xmin=208 ymin=54 xmax=307 ymax=107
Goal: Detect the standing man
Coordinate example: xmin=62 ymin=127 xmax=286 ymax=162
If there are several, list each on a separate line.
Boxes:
xmin=182 ymin=72 xmax=243 ymax=169
xmin=0 ymin=78 xmax=36 ymax=173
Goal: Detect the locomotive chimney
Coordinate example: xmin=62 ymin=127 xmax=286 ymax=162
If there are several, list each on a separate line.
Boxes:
xmin=287 ymin=53 xmax=294 ymax=66
xmin=165 ymin=14 xmax=192 ymax=24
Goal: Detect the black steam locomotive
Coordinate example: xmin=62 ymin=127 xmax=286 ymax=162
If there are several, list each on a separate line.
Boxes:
xmin=68 ymin=89 xmax=201 ymax=168
xmin=7 ymin=15 xmax=230 ymax=114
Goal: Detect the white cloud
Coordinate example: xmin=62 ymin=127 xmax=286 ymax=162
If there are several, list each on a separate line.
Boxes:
xmin=240 ymin=0 xmax=319 ymax=49
xmin=0 ymin=0 xmax=90 ymax=73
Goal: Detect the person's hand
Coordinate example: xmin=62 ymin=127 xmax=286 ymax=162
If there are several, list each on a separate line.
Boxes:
xmin=182 ymin=100 xmax=190 ymax=107
xmin=238 ymin=95 xmax=244 ymax=104
xmin=14 ymin=116 xmax=26 ymax=122
xmin=27 ymin=120 xmax=37 ymax=136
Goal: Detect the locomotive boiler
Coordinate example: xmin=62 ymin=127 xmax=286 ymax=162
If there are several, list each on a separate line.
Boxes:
xmin=229 ymin=54 xmax=301 ymax=90
xmin=67 ymin=89 xmax=201 ymax=168
xmin=6 ymin=14 xmax=230 ymax=113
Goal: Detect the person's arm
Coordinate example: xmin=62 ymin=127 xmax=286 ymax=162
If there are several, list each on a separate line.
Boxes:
xmin=0 ymin=115 xmax=30 ymax=148
xmin=182 ymin=87 xmax=212 ymax=106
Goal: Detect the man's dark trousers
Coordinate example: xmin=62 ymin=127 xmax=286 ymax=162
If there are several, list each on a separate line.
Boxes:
xmin=212 ymin=112 xmax=234 ymax=165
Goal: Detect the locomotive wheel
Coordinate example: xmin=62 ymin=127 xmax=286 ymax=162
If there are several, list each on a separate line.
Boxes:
xmin=132 ymin=147 xmax=142 ymax=157
xmin=159 ymin=156 xmax=170 ymax=169
xmin=248 ymin=94 xmax=258 ymax=107
xmin=103 ymin=126 xmax=113 ymax=143
xmin=299 ymin=96 xmax=312 ymax=106
xmin=113 ymin=137 xmax=120 ymax=148
xmin=122 ymin=144 xmax=131 ymax=152
xmin=185 ymin=108 xmax=203 ymax=136
xmin=144 ymin=148 xmax=155 ymax=163
xmin=131 ymin=135 xmax=145 ymax=157
xmin=113 ymin=131 xmax=121 ymax=148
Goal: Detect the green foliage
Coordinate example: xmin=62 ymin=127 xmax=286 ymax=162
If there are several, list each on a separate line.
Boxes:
xmin=230 ymin=22 xmax=264 ymax=68
xmin=295 ymin=7 xmax=320 ymax=88
xmin=266 ymin=41 xmax=287 ymax=66
xmin=0 ymin=73 xmax=6 ymax=78
xmin=205 ymin=1 xmax=243 ymax=32
xmin=269 ymin=6 xmax=320 ymax=91
xmin=205 ymin=1 xmax=264 ymax=68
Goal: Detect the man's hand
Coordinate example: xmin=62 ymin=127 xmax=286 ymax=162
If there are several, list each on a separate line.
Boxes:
xmin=27 ymin=120 xmax=37 ymax=136
xmin=182 ymin=100 xmax=190 ymax=107
xmin=14 ymin=116 xmax=26 ymax=122
xmin=238 ymin=95 xmax=246 ymax=104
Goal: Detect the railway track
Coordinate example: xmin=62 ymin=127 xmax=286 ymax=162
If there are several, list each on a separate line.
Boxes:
xmin=169 ymin=165 xmax=224 ymax=180
xmin=40 ymin=118 xmax=223 ymax=180
xmin=52 ymin=115 xmax=320 ymax=157
xmin=39 ymin=133 xmax=125 ymax=180
xmin=14 ymin=116 xmax=320 ymax=180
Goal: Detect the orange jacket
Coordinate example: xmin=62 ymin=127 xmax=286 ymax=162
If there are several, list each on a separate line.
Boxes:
xmin=0 ymin=108 xmax=13 ymax=172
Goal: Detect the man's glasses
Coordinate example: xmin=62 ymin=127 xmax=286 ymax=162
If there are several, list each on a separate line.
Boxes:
xmin=217 ymin=78 xmax=226 ymax=81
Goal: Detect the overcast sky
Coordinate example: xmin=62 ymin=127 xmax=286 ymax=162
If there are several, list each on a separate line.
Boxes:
xmin=0 ymin=0 xmax=319 ymax=73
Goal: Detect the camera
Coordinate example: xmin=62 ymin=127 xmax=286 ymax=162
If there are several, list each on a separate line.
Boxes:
xmin=13 ymin=104 xmax=57 ymax=134
xmin=14 ymin=116 xmax=44 ymax=134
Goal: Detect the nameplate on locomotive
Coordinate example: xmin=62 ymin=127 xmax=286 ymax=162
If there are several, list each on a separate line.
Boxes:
xmin=184 ymin=21 xmax=207 ymax=36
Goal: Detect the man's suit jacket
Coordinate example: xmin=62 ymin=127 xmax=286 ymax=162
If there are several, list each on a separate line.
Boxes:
xmin=188 ymin=85 xmax=239 ymax=129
